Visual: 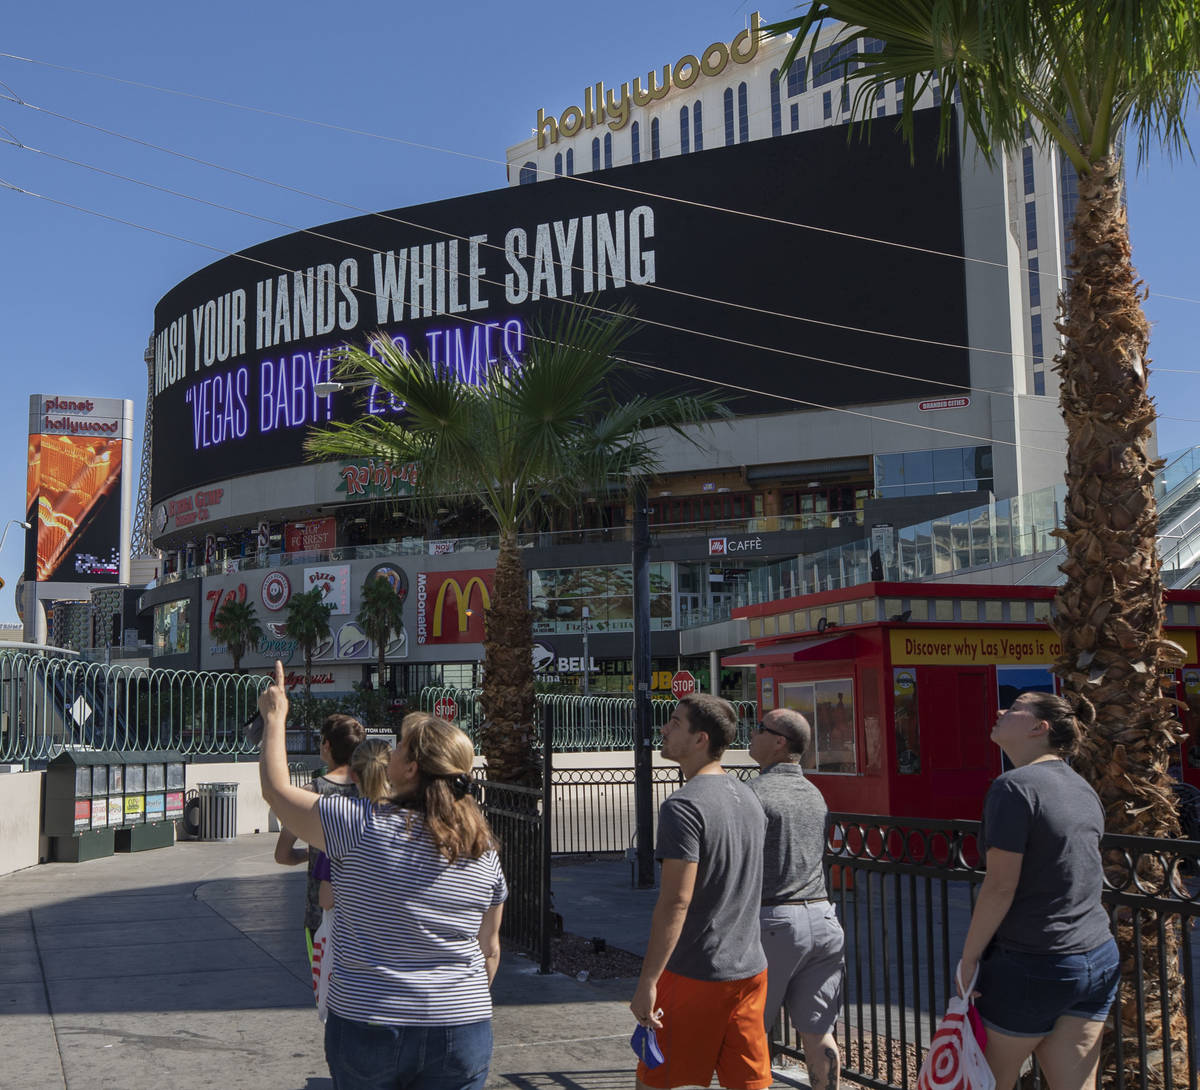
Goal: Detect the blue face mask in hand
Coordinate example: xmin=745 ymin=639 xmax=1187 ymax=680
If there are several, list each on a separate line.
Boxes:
xmin=631 ymin=1024 xmax=665 ymax=1068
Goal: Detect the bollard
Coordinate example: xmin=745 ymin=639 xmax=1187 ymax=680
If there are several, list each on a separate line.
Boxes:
xmin=197 ymin=782 xmax=239 ymax=840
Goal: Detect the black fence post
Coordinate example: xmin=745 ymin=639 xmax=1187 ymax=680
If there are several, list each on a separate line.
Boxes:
xmin=539 ymin=702 xmax=553 ymax=974
xmin=632 ymin=481 xmax=655 ymax=888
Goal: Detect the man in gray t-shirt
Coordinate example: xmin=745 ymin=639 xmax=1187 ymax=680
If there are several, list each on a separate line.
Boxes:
xmin=630 ymin=694 xmax=771 ymax=1090
xmin=750 ymin=708 xmax=844 ymax=1090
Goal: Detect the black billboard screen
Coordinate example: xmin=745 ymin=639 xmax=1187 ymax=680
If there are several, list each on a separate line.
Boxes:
xmin=152 ymin=112 xmax=968 ymax=500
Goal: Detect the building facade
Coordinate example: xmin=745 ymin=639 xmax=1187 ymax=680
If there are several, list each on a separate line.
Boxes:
xmin=139 ymin=13 xmax=1085 ymax=700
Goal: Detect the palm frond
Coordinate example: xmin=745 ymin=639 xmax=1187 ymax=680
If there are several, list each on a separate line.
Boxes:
xmin=765 ymin=0 xmax=1199 ymax=171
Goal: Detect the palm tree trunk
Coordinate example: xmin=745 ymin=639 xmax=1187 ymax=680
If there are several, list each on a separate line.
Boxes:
xmin=304 ymin=649 xmax=313 ymax=717
xmin=1052 ymin=154 xmax=1188 ymax=1088
xmin=480 ymin=529 xmax=539 ymax=786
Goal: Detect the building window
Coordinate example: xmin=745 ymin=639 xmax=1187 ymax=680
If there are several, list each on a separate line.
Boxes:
xmin=777 ymin=679 xmax=857 ymax=774
xmin=841 ymin=83 xmax=850 ymax=113
xmin=1022 ymin=146 xmax=1035 ymax=195
xmin=553 ymin=152 xmax=562 ymax=177
xmin=604 ymin=132 xmax=613 ymax=168
xmin=153 ymin=599 xmax=191 ymax=657
xmin=790 ymin=103 xmax=800 ymax=131
xmin=631 ymin=121 xmax=640 ymax=164
xmin=737 ymin=82 xmax=749 ymax=142
xmin=1033 ymin=371 xmax=1046 ymax=396
xmin=650 ymin=491 xmax=758 ymax=526
xmin=724 ymin=88 xmax=735 ymax=145
xmin=1031 ymin=318 xmax=1044 ymax=365
xmin=874 ymin=446 xmax=995 ymax=498
xmin=823 ymin=90 xmax=832 ymax=120
xmin=812 ymin=39 xmax=857 ymax=88
xmin=787 ymin=58 xmax=807 ymax=96
xmin=1027 ymin=256 xmax=1041 ymax=308
xmin=932 ymin=80 xmax=943 ymax=107
xmin=679 ymin=105 xmax=690 ymax=154
xmin=1060 ymin=150 xmax=1079 ymax=228
xmin=566 ymin=148 xmax=574 ymax=175
xmin=1025 ymin=200 xmax=1038 ymax=251
xmin=693 ymin=100 xmax=703 ymax=151
xmin=518 ymin=161 xmax=538 ymax=185
xmin=770 ymin=70 xmax=782 ymax=137
xmin=651 ymin=118 xmax=661 ymax=159
xmin=591 ymin=138 xmax=601 ymax=172
xmin=895 ymin=77 xmax=906 ymax=95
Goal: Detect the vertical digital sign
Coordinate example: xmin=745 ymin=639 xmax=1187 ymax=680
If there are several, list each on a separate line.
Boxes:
xmin=25 ymin=396 xmax=128 ymax=585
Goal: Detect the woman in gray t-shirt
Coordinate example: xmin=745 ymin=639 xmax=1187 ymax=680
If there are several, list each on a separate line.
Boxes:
xmin=958 ymin=691 xmax=1118 ymax=1090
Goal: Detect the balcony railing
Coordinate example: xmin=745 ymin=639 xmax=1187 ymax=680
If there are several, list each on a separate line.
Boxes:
xmin=156 ymin=510 xmax=864 ymax=587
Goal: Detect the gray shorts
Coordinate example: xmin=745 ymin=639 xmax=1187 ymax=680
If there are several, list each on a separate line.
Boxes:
xmin=760 ymin=901 xmax=845 ymax=1036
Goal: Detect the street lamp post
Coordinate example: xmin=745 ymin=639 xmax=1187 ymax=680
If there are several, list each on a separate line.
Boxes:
xmin=0 ymin=519 xmax=31 ymax=555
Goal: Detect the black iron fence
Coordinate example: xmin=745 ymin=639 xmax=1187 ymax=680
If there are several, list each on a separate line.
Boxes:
xmin=546 ymin=765 xmax=756 ymax=856
xmin=762 ymin=814 xmax=1200 ymax=1090
xmin=471 ymin=762 xmax=1198 ymax=1090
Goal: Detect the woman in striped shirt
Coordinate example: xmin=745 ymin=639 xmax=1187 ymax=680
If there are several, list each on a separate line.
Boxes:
xmin=258 ymin=660 xmax=507 ymax=1090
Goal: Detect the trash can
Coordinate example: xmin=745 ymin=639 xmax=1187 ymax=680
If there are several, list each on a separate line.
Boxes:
xmin=197 ymin=782 xmax=238 ymax=840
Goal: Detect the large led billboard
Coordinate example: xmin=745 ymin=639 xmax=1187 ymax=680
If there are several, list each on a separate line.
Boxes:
xmin=151 ymin=112 xmax=969 ymax=501
xmin=25 ymin=396 xmax=126 ymax=584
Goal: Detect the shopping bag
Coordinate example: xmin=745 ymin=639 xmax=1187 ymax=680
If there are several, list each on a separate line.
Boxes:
xmin=915 ymin=964 xmax=994 ymax=1090
xmin=310 ymin=909 xmax=335 ymax=1023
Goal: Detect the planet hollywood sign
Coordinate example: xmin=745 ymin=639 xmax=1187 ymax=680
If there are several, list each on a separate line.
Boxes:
xmin=32 ymin=395 xmax=126 ymax=438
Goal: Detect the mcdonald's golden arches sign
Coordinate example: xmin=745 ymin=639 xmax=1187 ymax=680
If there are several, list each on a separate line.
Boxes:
xmin=415 ymin=569 xmax=494 ymax=645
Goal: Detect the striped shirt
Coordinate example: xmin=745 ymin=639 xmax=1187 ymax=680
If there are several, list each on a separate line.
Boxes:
xmin=318 ymin=794 xmax=508 ymax=1026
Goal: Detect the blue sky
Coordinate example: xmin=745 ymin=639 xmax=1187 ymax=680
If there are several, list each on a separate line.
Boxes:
xmin=1 ymin=2 xmax=1198 ymax=625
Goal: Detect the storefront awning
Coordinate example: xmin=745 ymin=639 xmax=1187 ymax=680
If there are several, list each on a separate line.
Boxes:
xmin=722 ymin=633 xmax=858 ymax=667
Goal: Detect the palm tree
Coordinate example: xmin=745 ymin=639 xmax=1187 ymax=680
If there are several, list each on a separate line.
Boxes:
xmin=305 ymin=305 xmax=727 ymax=785
xmin=358 ymin=573 xmax=405 ymax=694
xmin=765 ymin=4 xmax=1199 ymax=1081
xmin=211 ymin=598 xmax=263 ymax=675
xmin=284 ymin=588 xmax=333 ymax=714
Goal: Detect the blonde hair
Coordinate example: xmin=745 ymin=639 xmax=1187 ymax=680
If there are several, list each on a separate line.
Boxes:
xmin=398 ymin=712 xmax=496 ymax=862
xmin=350 ymin=738 xmax=393 ymax=804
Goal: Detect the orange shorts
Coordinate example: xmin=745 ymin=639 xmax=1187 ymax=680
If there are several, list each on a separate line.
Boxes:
xmin=636 ymin=968 xmax=771 ymax=1090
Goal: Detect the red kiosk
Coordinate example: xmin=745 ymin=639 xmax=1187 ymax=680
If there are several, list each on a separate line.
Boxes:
xmin=726 ymin=582 xmax=1200 ymax=819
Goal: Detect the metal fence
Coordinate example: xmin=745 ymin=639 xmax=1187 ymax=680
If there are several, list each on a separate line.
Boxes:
xmin=477 ymin=778 xmax=552 ymax=974
xmin=418 ymin=687 xmax=757 ymax=752
xmin=0 ymin=649 xmax=269 ymax=765
xmin=766 ymin=814 xmax=1200 ymax=1090
xmin=547 ymin=764 xmax=755 ymax=855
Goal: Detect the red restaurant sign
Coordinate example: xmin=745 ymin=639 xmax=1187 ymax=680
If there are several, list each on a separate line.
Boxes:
xmin=285 ymin=517 xmax=337 ymax=553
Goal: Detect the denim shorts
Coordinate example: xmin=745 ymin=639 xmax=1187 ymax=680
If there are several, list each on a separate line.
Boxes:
xmin=325 ymin=1009 xmax=492 ymax=1090
xmin=974 ymin=938 xmax=1120 ymax=1038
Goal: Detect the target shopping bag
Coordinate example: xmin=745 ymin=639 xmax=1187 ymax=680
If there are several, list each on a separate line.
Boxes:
xmin=311 ymin=910 xmax=334 ymax=1023
xmin=916 ymin=964 xmax=994 ymax=1090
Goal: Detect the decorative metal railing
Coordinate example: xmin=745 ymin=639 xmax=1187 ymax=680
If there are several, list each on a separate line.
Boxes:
xmin=417 ymin=687 xmax=757 ymax=752
xmin=766 ymin=814 xmax=1200 ymax=1090
xmin=0 ymin=650 xmax=269 ymax=765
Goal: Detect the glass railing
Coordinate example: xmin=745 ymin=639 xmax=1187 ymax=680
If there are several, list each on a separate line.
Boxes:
xmin=158 ymin=510 xmax=864 ymax=586
xmin=1156 ymin=446 xmax=1200 ymax=506
xmin=698 ymin=484 xmax=1069 ymax=615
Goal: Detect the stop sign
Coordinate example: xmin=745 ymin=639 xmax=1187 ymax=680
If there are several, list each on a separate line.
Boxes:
xmin=434 ymin=697 xmax=458 ymax=721
xmin=671 ymin=671 xmax=697 ymax=699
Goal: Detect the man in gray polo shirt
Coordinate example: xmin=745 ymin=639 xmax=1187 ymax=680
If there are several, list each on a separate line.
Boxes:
xmin=750 ymin=707 xmax=845 ymax=1090
xmin=630 ymin=694 xmax=771 ymax=1090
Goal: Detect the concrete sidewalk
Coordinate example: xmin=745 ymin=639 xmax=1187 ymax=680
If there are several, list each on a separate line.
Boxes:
xmin=0 ymin=835 xmax=798 ymax=1090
